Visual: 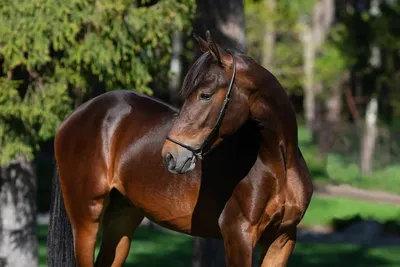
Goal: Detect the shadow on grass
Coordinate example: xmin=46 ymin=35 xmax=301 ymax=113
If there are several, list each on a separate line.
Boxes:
xmin=124 ymin=226 xmax=193 ymax=267
xmin=38 ymin=224 xmax=193 ymax=267
xmin=289 ymin=243 xmax=400 ymax=267
xmin=39 ymin=224 xmax=400 ymax=267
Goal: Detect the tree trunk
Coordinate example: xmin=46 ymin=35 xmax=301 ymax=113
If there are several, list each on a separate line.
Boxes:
xmin=326 ymin=84 xmax=343 ymax=124
xmin=301 ymin=22 xmax=316 ymax=132
xmin=301 ymin=0 xmax=335 ymax=134
xmin=360 ymin=96 xmax=378 ymax=174
xmin=193 ymin=0 xmax=246 ymax=52
xmin=358 ymin=0 xmax=382 ymax=175
xmin=317 ymin=72 xmax=348 ymax=158
xmin=312 ymin=0 xmax=335 ymax=49
xmin=0 ymin=156 xmax=37 ymax=267
xmin=168 ymin=30 xmax=184 ymax=107
xmin=262 ymin=0 xmax=276 ymax=70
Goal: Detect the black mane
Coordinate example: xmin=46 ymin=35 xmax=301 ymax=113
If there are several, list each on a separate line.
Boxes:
xmin=180 ymin=48 xmax=242 ymax=98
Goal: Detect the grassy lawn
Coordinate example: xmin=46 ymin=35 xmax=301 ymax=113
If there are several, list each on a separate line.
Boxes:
xmin=289 ymin=243 xmax=400 ymax=267
xmin=39 ymin=224 xmax=400 ymax=267
xmin=38 ymin=195 xmax=400 ymax=267
xmin=297 ymin=126 xmax=400 ymax=196
xmin=301 ymin=195 xmax=400 ymax=226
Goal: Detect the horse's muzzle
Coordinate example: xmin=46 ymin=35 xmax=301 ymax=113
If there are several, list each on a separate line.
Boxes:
xmin=163 ymin=148 xmax=197 ymax=174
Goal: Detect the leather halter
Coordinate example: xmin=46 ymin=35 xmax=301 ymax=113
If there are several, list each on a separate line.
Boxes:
xmin=166 ymin=52 xmax=237 ymax=160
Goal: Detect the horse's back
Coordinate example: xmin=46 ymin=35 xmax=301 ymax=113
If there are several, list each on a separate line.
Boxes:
xmin=54 ymin=90 xmax=176 ymax=202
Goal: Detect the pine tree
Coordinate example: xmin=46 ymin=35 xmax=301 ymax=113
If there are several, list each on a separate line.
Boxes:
xmin=0 ymin=1 xmax=195 ymax=265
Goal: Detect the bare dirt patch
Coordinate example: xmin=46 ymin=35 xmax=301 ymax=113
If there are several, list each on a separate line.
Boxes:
xmin=313 ymin=183 xmax=400 ymax=206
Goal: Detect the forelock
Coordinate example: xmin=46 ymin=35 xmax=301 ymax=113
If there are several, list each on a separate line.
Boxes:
xmin=180 ymin=52 xmax=214 ymax=98
xmin=180 ymin=48 xmax=244 ymax=98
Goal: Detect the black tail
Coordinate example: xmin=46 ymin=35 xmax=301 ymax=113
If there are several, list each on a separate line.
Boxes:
xmin=47 ymin=165 xmax=76 ymax=267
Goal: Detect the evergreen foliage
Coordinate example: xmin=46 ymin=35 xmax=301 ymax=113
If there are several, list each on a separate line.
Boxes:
xmin=0 ymin=0 xmax=196 ymax=164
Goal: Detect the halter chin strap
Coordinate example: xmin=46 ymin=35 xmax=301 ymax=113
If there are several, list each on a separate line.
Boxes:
xmin=166 ymin=52 xmax=237 ymax=160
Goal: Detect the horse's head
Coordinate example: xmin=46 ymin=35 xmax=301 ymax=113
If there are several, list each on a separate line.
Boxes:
xmin=162 ymin=30 xmax=255 ymax=174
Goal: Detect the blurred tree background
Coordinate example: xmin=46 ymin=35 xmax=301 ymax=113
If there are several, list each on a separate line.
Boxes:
xmin=0 ymin=0 xmax=399 ymax=266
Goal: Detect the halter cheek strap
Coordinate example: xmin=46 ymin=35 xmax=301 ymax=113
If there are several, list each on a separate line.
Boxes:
xmin=166 ymin=52 xmax=237 ymax=159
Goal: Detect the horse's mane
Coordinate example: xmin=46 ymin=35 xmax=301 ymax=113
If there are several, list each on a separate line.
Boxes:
xmin=180 ymin=48 xmax=243 ymax=98
xmin=180 ymin=52 xmax=213 ymax=98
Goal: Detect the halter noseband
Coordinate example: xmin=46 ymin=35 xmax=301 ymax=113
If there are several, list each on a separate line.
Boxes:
xmin=166 ymin=52 xmax=237 ymax=159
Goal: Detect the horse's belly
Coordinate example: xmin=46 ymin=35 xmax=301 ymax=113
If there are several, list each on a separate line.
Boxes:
xmin=117 ymin=158 xmax=201 ymax=232
xmin=119 ymin=164 xmax=222 ymax=237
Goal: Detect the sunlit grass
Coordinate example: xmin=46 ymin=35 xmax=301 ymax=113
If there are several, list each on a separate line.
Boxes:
xmin=301 ymin=195 xmax=400 ymax=226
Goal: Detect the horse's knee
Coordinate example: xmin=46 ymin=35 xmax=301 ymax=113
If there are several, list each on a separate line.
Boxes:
xmin=218 ymin=200 xmax=260 ymax=248
xmin=218 ymin=211 xmax=258 ymax=267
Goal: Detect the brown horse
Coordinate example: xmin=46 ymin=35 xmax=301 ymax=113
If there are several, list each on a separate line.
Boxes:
xmin=47 ymin=31 xmax=313 ymax=267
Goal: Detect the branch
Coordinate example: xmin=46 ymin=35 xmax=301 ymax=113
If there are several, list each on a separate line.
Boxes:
xmin=344 ymin=86 xmax=361 ymax=126
xmin=27 ymin=68 xmax=44 ymax=92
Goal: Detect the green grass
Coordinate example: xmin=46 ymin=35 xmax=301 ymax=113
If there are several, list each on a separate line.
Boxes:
xmin=39 ymin=224 xmax=400 ymax=267
xmin=302 ymin=195 xmax=400 ymax=226
xmin=39 ymin=196 xmax=400 ymax=266
xmin=39 ymin=225 xmax=192 ymax=267
xmin=38 ymin=224 xmax=47 ymax=267
xmin=289 ymin=243 xmax=400 ymax=267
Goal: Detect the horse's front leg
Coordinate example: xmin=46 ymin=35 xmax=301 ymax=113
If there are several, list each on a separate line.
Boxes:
xmin=218 ymin=175 xmax=277 ymax=267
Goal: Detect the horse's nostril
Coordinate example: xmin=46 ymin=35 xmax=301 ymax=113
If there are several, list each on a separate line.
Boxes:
xmin=165 ymin=152 xmax=171 ymax=163
xmin=165 ymin=152 xmax=175 ymax=167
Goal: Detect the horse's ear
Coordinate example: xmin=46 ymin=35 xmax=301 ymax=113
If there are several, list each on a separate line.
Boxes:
xmin=193 ymin=32 xmax=209 ymax=53
xmin=205 ymin=30 xmax=232 ymax=67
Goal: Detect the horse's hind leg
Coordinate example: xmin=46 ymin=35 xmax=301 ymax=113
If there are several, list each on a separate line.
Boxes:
xmin=258 ymin=227 xmax=297 ymax=267
xmin=95 ymin=190 xmax=144 ymax=267
xmin=58 ymin=162 xmax=110 ymax=267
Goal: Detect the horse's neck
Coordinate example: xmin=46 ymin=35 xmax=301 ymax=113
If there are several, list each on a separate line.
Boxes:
xmin=249 ymin=87 xmax=299 ymax=169
xmin=248 ymin=63 xmax=298 ymax=140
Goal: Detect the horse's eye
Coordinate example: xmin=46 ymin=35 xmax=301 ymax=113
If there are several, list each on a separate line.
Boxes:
xmin=199 ymin=93 xmax=213 ymax=101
